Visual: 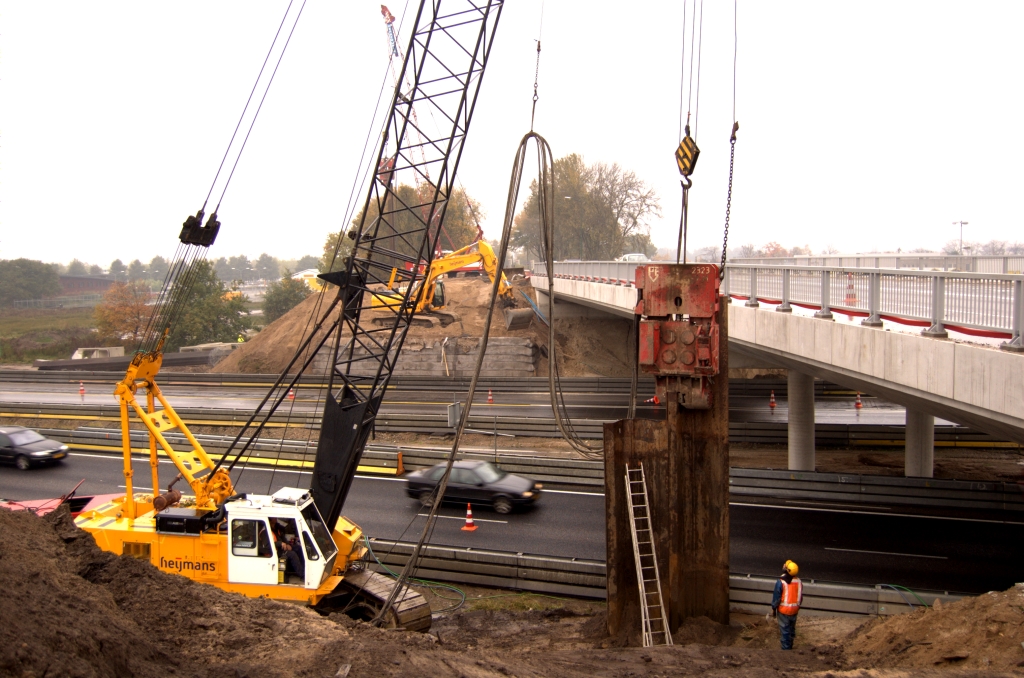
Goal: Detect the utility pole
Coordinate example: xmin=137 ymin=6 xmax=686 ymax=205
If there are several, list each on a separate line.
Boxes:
xmin=953 ymin=220 xmax=969 ymax=256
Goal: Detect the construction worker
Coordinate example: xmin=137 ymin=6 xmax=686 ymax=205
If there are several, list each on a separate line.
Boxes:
xmin=770 ymin=559 xmax=803 ymax=650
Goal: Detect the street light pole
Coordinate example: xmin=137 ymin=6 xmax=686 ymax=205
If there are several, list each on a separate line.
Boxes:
xmin=953 ymin=220 xmax=968 ymax=256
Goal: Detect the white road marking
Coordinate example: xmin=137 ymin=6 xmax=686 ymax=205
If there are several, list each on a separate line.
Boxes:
xmin=825 ymin=547 xmax=947 ymax=560
xmin=417 ymin=513 xmax=507 ymax=524
xmin=785 ymin=500 xmax=892 ymax=510
xmin=543 ymin=488 xmax=604 ymax=496
xmin=730 ymin=501 xmax=1024 ymax=526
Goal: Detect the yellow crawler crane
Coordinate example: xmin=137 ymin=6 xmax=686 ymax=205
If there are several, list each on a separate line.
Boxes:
xmin=76 ymin=0 xmax=504 ymax=632
xmin=75 ymin=330 xmax=430 ymax=628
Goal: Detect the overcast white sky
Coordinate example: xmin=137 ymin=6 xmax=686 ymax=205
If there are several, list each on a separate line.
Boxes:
xmin=1 ymin=1 xmax=1022 ymax=268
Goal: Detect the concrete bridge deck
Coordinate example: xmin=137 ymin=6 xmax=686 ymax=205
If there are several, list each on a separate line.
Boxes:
xmin=530 ymin=264 xmax=1024 ymax=473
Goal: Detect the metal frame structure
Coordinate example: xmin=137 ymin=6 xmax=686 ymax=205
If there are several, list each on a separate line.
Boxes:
xmin=310 ymin=0 xmax=505 ymax=530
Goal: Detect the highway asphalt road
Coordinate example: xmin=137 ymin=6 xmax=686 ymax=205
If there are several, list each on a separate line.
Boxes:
xmin=0 ymin=382 xmax=922 ymax=426
xmin=2 ymin=452 xmax=1019 ymax=595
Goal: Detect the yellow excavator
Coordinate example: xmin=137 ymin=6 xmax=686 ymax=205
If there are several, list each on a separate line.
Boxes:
xmin=370 ymin=239 xmax=514 ymax=325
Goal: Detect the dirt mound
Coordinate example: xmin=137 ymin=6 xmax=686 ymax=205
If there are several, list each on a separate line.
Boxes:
xmin=844 ymin=584 xmax=1024 ymax=671
xmin=3 ymin=505 xmax=1018 ymax=677
xmin=0 ymin=505 xmax=354 ymax=677
xmin=672 ymin=616 xmax=739 ymax=646
xmin=215 ymin=277 xmax=633 ymax=377
xmin=214 ymin=291 xmax=336 ymax=374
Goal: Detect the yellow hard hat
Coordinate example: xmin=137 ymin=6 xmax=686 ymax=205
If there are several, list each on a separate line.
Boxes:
xmin=783 ymin=560 xmax=799 ymax=576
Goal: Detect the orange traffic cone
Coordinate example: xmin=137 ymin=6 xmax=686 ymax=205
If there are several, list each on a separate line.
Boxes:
xmin=461 ymin=503 xmax=477 ymax=531
xmin=487 ymin=389 xmax=493 ymax=404
xmin=855 ymin=392 xmax=863 ymax=409
xmin=288 ymin=388 xmax=295 ymax=401
xmin=769 ymin=390 xmax=776 ymax=410
xmin=79 ymin=381 xmax=85 ymax=402
xmin=644 ymin=395 xmax=661 ymax=405
xmin=845 ymin=272 xmax=858 ymax=305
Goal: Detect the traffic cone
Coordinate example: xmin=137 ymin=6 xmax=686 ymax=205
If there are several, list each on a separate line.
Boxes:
xmin=855 ymin=392 xmax=863 ymax=410
xmin=487 ymin=389 xmax=493 ymax=404
xmin=644 ymin=395 xmax=661 ymax=405
xmin=845 ymin=272 xmax=858 ymax=305
xmin=287 ymin=388 xmax=295 ymax=401
xmin=769 ymin=390 xmax=776 ymax=410
xmin=79 ymin=381 xmax=85 ymax=402
xmin=461 ymin=503 xmax=477 ymax=531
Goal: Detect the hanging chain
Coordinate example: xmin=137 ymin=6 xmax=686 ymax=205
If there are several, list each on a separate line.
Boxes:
xmin=719 ymin=122 xmax=738 ymax=279
xmin=530 ymin=40 xmax=541 ymax=131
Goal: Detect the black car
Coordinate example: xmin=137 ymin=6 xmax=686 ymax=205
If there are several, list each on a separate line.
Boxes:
xmin=404 ymin=460 xmax=542 ymax=514
xmin=0 ymin=426 xmax=69 ymax=470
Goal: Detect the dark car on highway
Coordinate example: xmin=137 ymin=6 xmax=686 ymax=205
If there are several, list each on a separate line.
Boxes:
xmin=0 ymin=426 xmax=69 ymax=470
xmin=404 ymin=460 xmax=542 ymax=514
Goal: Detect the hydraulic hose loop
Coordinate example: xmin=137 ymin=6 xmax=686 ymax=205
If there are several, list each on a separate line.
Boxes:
xmin=373 ymin=131 xmax=551 ymax=624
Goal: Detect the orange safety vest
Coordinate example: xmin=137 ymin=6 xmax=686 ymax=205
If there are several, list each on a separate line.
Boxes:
xmin=778 ymin=577 xmax=802 ymax=615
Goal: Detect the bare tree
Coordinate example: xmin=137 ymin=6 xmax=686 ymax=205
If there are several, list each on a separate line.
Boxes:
xmin=981 ymin=240 xmax=1007 ymax=255
xmin=692 ymin=245 xmax=721 ymax=262
xmin=737 ymin=243 xmax=760 ymax=258
xmin=591 ymin=162 xmax=661 ymax=249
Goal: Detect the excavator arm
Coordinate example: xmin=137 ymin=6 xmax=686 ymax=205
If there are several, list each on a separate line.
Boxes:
xmin=371 ymin=239 xmax=514 ymax=313
xmin=417 ymin=240 xmax=514 ymax=310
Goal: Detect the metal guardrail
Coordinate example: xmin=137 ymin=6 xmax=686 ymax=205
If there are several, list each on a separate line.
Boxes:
xmin=7 ymin=400 xmax=1012 ymax=447
xmin=531 ymin=261 xmax=1024 ymax=349
xmin=725 ymin=265 xmax=1024 ymax=346
xmin=43 ymin=427 xmax=1024 ymax=513
xmin=364 ymin=539 xmax=965 ymax=615
xmin=730 ymin=254 xmax=1024 ymax=274
xmin=0 ymin=370 xmax=655 ymax=394
xmin=729 ymin=467 xmax=1024 ymax=514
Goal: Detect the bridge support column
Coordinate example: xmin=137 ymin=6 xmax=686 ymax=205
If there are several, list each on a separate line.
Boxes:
xmin=788 ymin=371 xmax=815 ymax=471
xmin=905 ymin=409 xmax=935 ymax=478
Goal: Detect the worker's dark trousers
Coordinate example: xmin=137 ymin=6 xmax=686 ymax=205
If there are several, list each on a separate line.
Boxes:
xmin=777 ymin=612 xmax=797 ymax=650
xmin=285 ymin=550 xmax=305 ymax=579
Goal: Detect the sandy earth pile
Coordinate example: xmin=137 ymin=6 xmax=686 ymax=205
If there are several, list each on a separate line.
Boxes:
xmin=215 ymin=278 xmax=634 ymax=377
xmin=843 ymin=586 xmax=1024 ymax=671
xmin=3 ymin=506 xmax=1023 ymax=677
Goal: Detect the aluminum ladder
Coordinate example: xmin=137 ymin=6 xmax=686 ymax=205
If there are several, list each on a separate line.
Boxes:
xmin=625 ymin=463 xmax=673 ymax=647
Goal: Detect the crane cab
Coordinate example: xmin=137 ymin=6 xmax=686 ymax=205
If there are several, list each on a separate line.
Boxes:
xmin=220 ymin=488 xmax=339 ymax=589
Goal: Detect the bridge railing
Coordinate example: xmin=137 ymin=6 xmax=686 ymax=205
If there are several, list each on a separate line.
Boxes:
xmin=531 ymin=261 xmax=1024 ymax=349
xmin=729 ymin=254 xmax=1024 ymax=274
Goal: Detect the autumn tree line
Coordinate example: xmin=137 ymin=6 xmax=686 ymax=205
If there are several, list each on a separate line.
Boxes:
xmin=7 ymin=151 xmax=1022 ymax=356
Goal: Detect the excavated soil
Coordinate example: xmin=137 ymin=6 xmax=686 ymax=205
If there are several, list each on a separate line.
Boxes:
xmin=213 ymin=277 xmax=634 ymax=377
xmin=3 ymin=505 xmax=1023 ymax=677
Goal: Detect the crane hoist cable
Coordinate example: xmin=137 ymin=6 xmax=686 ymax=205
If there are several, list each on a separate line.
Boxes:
xmin=134 ymin=0 xmax=308 ymax=357
xmin=675 ymin=0 xmax=703 ymax=265
xmin=720 ymin=0 xmax=739 ymax=278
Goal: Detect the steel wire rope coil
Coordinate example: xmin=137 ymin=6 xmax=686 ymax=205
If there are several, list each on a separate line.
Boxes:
xmin=374 ymin=131 xmax=551 ymax=620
